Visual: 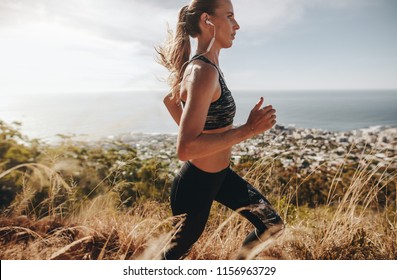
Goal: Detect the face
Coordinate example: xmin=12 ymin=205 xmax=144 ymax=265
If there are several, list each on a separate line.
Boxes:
xmin=211 ymin=0 xmax=240 ymax=49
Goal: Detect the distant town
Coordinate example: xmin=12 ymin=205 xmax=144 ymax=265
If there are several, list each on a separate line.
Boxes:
xmin=102 ymin=125 xmax=396 ymax=174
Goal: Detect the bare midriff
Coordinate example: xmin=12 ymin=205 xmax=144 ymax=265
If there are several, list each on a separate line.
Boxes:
xmin=189 ymin=124 xmax=233 ymax=173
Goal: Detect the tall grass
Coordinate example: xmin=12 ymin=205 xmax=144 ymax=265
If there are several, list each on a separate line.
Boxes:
xmin=0 ymin=148 xmax=396 ymax=260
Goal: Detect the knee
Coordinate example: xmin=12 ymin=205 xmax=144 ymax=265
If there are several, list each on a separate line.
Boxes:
xmin=272 ymin=216 xmax=285 ymax=234
xmin=268 ymin=220 xmax=285 ymax=237
xmin=248 ymin=219 xmax=285 ymax=242
xmin=249 ymin=221 xmax=284 ymax=247
xmin=254 ymin=204 xmax=284 ymax=231
xmin=256 ymin=217 xmax=285 ymax=239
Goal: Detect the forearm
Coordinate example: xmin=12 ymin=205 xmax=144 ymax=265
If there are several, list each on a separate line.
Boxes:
xmin=177 ymin=124 xmax=254 ymax=161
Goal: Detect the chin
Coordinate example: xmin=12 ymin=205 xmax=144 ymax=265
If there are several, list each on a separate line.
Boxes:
xmin=224 ymin=42 xmax=234 ymax=49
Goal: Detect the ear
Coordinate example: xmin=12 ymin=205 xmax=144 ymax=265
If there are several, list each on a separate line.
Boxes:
xmin=200 ymin=13 xmax=210 ymax=25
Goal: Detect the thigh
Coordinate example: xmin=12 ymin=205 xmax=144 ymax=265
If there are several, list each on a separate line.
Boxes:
xmin=215 ymin=168 xmax=282 ymax=230
xmin=214 ymin=168 xmax=252 ymax=210
xmin=170 ymin=161 xmax=227 ymax=216
xmin=168 ymin=162 xmax=229 ymax=252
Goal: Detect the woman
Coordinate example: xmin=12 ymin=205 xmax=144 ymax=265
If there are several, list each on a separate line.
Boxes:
xmin=156 ymin=0 xmax=284 ymax=260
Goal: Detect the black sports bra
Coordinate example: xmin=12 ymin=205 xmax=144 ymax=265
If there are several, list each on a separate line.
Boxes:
xmin=184 ymin=55 xmax=236 ymax=130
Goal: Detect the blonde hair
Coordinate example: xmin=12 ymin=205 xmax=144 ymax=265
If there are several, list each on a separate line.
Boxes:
xmin=155 ymin=1 xmax=220 ymax=100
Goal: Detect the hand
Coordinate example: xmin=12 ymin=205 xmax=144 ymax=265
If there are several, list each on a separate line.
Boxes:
xmin=245 ymin=97 xmax=277 ymax=136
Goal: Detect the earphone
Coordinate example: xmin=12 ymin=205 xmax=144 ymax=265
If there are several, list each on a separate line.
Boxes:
xmin=205 ymin=19 xmax=214 ymax=26
xmin=205 ymin=19 xmax=215 ymax=52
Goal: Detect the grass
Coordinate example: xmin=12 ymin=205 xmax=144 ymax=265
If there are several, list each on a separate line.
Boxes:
xmin=0 ymin=146 xmax=396 ymax=260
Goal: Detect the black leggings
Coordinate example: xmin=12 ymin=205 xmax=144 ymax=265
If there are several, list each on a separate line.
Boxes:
xmin=163 ymin=161 xmax=284 ymax=260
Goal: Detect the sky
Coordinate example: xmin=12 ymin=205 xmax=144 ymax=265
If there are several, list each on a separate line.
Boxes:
xmin=0 ymin=0 xmax=396 ymax=96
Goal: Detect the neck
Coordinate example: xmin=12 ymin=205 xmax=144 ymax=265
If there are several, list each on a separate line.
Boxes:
xmin=194 ymin=49 xmax=220 ymax=66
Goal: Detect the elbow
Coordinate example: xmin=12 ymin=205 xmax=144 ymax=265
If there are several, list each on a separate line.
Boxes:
xmin=176 ymin=139 xmax=193 ymax=161
xmin=163 ymin=96 xmax=170 ymax=108
xmin=163 ymin=93 xmax=175 ymax=107
xmin=177 ymin=154 xmax=189 ymax=162
xmin=163 ymin=93 xmax=173 ymax=109
xmin=176 ymin=144 xmax=190 ymax=161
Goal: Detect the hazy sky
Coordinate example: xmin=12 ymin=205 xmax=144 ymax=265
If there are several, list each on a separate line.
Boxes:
xmin=1 ymin=0 xmax=396 ymax=95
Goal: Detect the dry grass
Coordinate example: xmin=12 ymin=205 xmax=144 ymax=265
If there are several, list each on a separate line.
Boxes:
xmin=0 ymin=154 xmax=396 ymax=260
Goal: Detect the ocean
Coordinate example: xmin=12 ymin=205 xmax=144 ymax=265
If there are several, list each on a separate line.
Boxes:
xmin=1 ymin=90 xmax=396 ymax=141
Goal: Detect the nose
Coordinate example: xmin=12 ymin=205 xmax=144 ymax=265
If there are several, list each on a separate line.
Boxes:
xmin=234 ymin=19 xmax=240 ymax=30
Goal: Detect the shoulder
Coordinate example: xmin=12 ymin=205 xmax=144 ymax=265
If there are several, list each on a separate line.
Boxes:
xmin=179 ymin=59 xmax=219 ymax=103
xmin=183 ymin=60 xmax=219 ymax=90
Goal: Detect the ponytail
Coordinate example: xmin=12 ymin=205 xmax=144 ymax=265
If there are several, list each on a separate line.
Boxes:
xmin=156 ymin=5 xmax=191 ymax=100
xmin=155 ymin=1 xmax=220 ymax=100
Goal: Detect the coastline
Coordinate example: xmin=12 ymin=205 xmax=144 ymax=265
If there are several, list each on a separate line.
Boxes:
xmin=103 ymin=125 xmax=397 ymax=174
xmin=2 ymin=89 xmax=396 ymax=142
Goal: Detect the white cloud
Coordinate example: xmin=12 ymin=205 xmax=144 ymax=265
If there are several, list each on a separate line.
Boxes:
xmin=0 ymin=0 xmax=179 ymax=94
xmin=0 ymin=0 xmax=181 ymax=46
xmin=234 ymin=0 xmax=304 ymax=35
xmin=0 ymin=0 xmax=384 ymax=42
xmin=233 ymin=0 xmax=382 ymax=37
xmin=304 ymin=0 xmax=380 ymax=9
xmin=0 ymin=0 xmax=392 ymax=94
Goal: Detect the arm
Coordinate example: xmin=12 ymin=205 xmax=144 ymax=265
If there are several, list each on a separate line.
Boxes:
xmin=177 ymin=63 xmax=276 ymax=161
xmin=163 ymin=92 xmax=182 ymax=125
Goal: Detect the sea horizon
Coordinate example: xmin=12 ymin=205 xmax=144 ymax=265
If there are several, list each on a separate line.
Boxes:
xmin=1 ymin=89 xmax=396 ymax=142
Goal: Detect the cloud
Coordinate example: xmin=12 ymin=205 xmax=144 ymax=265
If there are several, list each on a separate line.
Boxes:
xmin=233 ymin=0 xmax=382 ymax=38
xmin=0 ymin=0 xmax=390 ymax=94
xmin=0 ymin=0 xmax=182 ymax=48
xmin=234 ymin=0 xmax=304 ymax=35
xmin=0 ymin=0 xmax=181 ymax=93
xmin=1 ymin=0 xmax=381 ymax=48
